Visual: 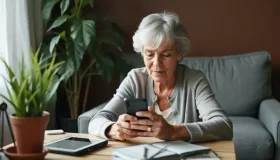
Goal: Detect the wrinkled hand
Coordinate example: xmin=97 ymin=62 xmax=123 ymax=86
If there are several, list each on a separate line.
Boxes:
xmin=129 ymin=106 xmax=174 ymax=140
xmin=106 ymin=114 xmax=139 ymax=141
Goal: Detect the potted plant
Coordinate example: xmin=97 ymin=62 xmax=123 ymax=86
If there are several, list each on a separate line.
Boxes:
xmin=41 ymin=0 xmax=130 ymax=132
xmin=0 ymin=48 xmax=65 ymax=154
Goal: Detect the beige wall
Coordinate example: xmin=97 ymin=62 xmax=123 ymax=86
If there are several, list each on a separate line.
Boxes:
xmin=87 ymin=0 xmax=280 ymax=108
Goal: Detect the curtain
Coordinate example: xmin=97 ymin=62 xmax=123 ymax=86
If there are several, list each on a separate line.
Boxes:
xmin=0 ymin=0 xmax=56 ymax=146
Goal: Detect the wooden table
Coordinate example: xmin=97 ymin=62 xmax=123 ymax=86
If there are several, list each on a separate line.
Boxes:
xmin=4 ymin=132 xmax=236 ymax=160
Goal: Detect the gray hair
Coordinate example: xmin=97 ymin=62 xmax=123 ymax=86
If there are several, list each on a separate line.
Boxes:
xmin=133 ymin=12 xmax=191 ymax=56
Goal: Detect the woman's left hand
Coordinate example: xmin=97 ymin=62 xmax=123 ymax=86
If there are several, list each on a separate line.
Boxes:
xmin=129 ymin=106 xmax=174 ymax=140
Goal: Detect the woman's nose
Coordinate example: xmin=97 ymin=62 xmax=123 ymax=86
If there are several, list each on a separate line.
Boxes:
xmin=153 ymin=54 xmax=161 ymax=65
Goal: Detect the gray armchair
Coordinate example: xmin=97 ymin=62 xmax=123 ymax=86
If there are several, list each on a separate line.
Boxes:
xmin=78 ymin=51 xmax=279 ymax=160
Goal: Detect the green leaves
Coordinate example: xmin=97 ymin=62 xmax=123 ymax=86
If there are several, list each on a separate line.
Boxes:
xmin=41 ymin=0 xmax=128 ymax=118
xmin=95 ymin=55 xmax=114 ymax=83
xmin=99 ymin=36 xmax=123 ymax=51
xmin=57 ymin=53 xmax=75 ymax=81
xmin=89 ymin=0 xmax=94 ymax=7
xmin=0 ymin=48 xmax=65 ymax=117
xmin=66 ymin=40 xmax=85 ymax=69
xmin=48 ymin=15 xmax=69 ymax=31
xmin=49 ymin=34 xmax=61 ymax=54
xmin=42 ymin=0 xmax=59 ymax=20
xmin=49 ymin=31 xmax=66 ymax=54
xmin=81 ymin=0 xmax=94 ymax=8
xmin=70 ymin=20 xmax=95 ymax=49
xmin=48 ymin=20 xmax=96 ymax=82
xmin=56 ymin=39 xmax=85 ymax=81
xmin=60 ymin=0 xmax=69 ymax=15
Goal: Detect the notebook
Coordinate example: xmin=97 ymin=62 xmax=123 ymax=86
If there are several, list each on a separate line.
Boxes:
xmin=112 ymin=151 xmax=220 ymax=160
xmin=112 ymin=140 xmax=211 ymax=160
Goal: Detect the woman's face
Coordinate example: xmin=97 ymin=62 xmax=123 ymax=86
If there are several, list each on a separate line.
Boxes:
xmin=143 ymin=42 xmax=182 ymax=83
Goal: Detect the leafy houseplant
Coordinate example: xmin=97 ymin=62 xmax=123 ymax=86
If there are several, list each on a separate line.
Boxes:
xmin=0 ymin=48 xmax=65 ymax=154
xmin=41 ymin=0 xmax=129 ymax=121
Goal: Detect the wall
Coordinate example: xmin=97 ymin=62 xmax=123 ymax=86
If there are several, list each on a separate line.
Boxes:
xmin=88 ymin=0 xmax=280 ymax=108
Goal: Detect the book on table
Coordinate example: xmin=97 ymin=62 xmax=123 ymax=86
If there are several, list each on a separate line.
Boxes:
xmin=112 ymin=140 xmax=218 ymax=160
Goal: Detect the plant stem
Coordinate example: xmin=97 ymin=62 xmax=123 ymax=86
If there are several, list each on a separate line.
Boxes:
xmin=74 ymin=0 xmax=78 ymax=7
xmin=81 ymin=54 xmax=96 ymax=112
xmin=77 ymin=68 xmax=83 ymax=117
xmin=64 ymin=82 xmax=73 ymax=119
xmin=76 ymin=0 xmax=84 ymax=18
xmin=73 ymin=70 xmax=78 ymax=119
xmin=82 ymin=70 xmax=92 ymax=113
xmin=85 ymin=73 xmax=99 ymax=77
xmin=69 ymin=79 xmax=74 ymax=119
xmin=81 ymin=59 xmax=96 ymax=78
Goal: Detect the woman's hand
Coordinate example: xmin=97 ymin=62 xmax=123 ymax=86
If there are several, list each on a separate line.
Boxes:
xmin=129 ymin=106 xmax=175 ymax=140
xmin=106 ymin=114 xmax=139 ymax=141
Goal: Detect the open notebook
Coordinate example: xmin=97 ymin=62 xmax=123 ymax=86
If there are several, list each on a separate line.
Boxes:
xmin=112 ymin=140 xmax=212 ymax=160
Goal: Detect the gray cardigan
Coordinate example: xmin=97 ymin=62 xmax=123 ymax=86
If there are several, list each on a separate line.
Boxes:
xmin=88 ymin=64 xmax=233 ymax=142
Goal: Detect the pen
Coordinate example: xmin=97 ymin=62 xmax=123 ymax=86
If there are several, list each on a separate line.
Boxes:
xmin=144 ymin=146 xmax=148 ymax=159
xmin=147 ymin=145 xmax=169 ymax=160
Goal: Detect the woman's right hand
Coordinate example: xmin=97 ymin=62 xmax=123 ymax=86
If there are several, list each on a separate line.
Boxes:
xmin=106 ymin=114 xmax=139 ymax=141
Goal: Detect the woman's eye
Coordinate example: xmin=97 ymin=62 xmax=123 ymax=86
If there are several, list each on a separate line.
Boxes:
xmin=162 ymin=52 xmax=172 ymax=57
xmin=145 ymin=52 xmax=154 ymax=57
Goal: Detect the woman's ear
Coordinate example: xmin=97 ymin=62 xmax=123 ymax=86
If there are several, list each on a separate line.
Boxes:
xmin=177 ymin=55 xmax=183 ymax=62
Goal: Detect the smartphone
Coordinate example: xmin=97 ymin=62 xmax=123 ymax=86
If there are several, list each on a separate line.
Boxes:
xmin=124 ymin=98 xmax=148 ymax=119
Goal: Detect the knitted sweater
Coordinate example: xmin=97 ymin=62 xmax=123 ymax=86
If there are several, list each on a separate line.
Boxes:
xmin=88 ymin=64 xmax=233 ymax=142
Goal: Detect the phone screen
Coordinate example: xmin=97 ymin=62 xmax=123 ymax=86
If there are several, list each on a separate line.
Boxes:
xmin=124 ymin=98 xmax=148 ymax=119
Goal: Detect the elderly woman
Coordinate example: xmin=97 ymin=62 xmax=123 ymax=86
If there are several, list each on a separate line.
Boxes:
xmin=89 ymin=12 xmax=233 ymax=142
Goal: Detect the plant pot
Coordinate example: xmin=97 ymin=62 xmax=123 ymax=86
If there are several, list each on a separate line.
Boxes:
xmin=59 ymin=117 xmax=78 ymax=133
xmin=10 ymin=111 xmax=49 ymax=154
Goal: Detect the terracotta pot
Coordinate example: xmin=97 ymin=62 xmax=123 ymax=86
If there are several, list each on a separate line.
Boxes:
xmin=10 ymin=111 xmax=49 ymax=154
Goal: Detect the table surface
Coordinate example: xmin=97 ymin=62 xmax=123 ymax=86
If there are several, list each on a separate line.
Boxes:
xmin=5 ymin=132 xmax=236 ymax=160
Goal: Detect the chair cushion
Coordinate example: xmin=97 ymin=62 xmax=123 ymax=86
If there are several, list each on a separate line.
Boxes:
xmin=180 ymin=51 xmax=271 ymax=116
xmin=229 ymin=116 xmax=274 ymax=160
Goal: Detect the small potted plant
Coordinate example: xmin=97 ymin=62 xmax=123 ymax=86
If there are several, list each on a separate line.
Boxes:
xmin=0 ymin=48 xmax=65 ymax=154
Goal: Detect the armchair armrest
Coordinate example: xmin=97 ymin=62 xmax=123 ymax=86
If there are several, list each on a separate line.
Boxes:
xmin=259 ymin=98 xmax=280 ymax=160
xmin=78 ymin=101 xmax=108 ymax=133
